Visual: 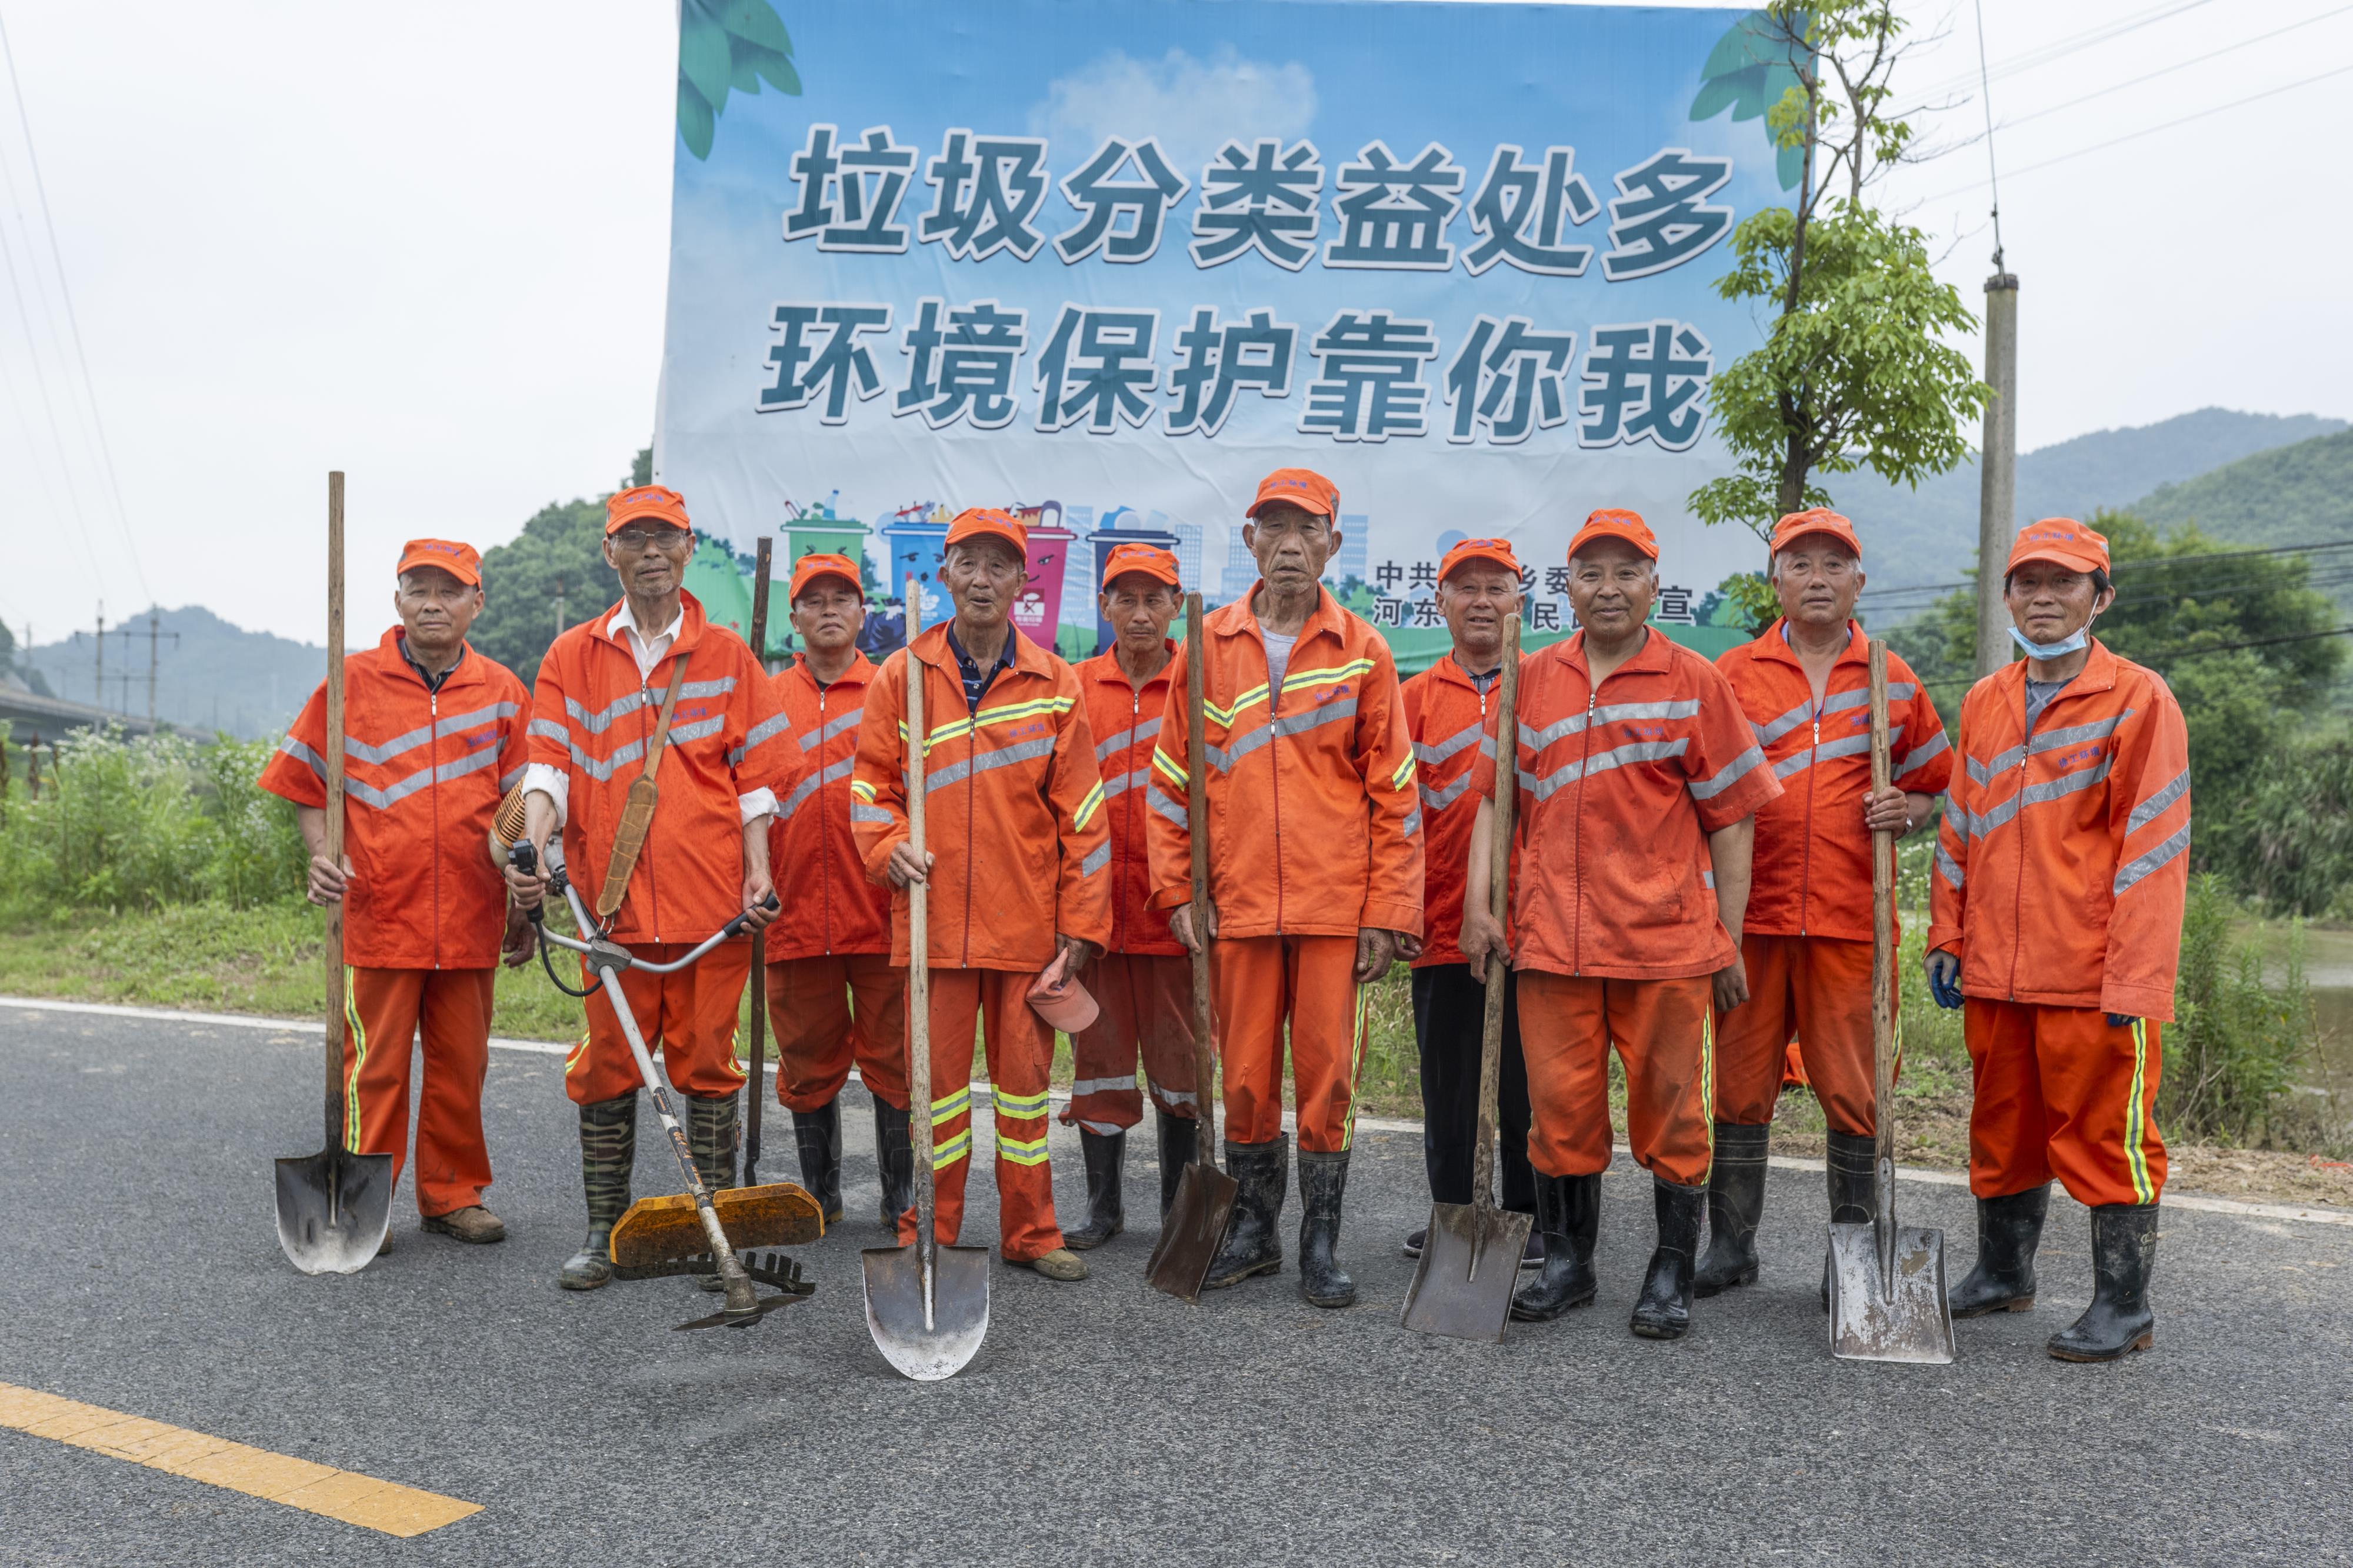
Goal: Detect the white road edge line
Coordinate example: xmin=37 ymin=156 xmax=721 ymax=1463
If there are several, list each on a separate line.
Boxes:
xmin=7 ymin=993 xmax=2349 ymax=1229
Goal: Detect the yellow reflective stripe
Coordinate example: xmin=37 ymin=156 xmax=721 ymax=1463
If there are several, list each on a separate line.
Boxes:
xmin=1071 ymin=780 xmax=1105 ymax=831
xmin=1389 ymin=755 xmax=1415 ymax=791
xmin=1284 ymin=657 xmax=1373 ymax=693
xmin=996 ymin=1130 xmax=1051 ymax=1166
xmin=1699 ymin=1007 xmax=1717 ymax=1177
xmin=1205 ymin=682 xmax=1271 ymax=728
xmin=1152 ymin=747 xmax=1189 ymax=788
xmin=992 ymin=1086 xmax=1052 ymax=1119
xmin=2125 ymin=1019 xmax=2157 ymax=1205
xmin=931 ymin=1128 xmax=972 ymax=1170
xmin=341 ymin=969 xmax=365 ymax=1152
xmin=1338 ymin=980 xmax=1370 ymax=1152
xmin=931 ymin=1087 xmax=970 ymax=1117
xmin=849 ymin=778 xmax=876 ymax=802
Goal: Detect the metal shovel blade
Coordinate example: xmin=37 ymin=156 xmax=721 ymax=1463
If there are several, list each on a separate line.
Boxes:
xmin=1827 ymin=1220 xmax=1957 ymax=1364
xmin=861 ymin=1242 xmax=991 ymax=1382
xmin=273 ymin=1149 xmax=395 ymax=1275
xmin=1401 ymin=1202 xmax=1534 ymax=1343
xmin=1144 ymin=1161 xmax=1239 ymax=1302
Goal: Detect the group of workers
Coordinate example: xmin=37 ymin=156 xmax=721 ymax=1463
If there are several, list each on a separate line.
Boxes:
xmin=262 ymin=468 xmax=2189 ymax=1364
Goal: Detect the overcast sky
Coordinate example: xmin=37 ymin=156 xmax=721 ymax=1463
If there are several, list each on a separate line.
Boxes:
xmin=4 ymin=0 xmax=2346 ymax=645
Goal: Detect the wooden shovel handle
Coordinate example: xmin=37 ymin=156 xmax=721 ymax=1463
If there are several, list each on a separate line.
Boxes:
xmin=904 ymin=579 xmax=935 ymax=1265
xmin=1867 ymin=641 xmax=1896 ymax=1182
xmin=1184 ymin=593 xmax=1218 ymax=1169
xmin=323 ymin=472 xmax=346 ymax=1150
xmin=1469 ymin=613 xmax=1519 ymax=1217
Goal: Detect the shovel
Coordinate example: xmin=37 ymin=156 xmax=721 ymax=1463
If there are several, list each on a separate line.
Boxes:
xmin=1402 ymin=613 xmax=1534 ymax=1342
xmin=1145 ymin=590 xmax=1239 ymax=1301
xmin=276 ymin=471 xmax=394 ymax=1273
xmin=863 ymin=575 xmax=991 ymax=1380
xmin=1827 ymin=639 xmax=1957 ymax=1365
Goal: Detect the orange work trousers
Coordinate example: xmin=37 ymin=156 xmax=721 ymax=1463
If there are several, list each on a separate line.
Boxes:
xmin=562 ymin=939 xmax=751 ymax=1107
xmin=1062 ymin=952 xmax=1198 ymax=1134
xmin=1515 ymin=970 xmax=1715 ymax=1187
xmin=1212 ymin=935 xmax=1367 ymax=1153
xmin=341 ymin=966 xmax=495 ymax=1218
xmin=765 ymin=953 xmax=909 ymax=1113
xmin=1964 ymin=999 xmax=2166 ymax=1207
xmin=894 ymin=967 xmax=1064 ymax=1263
xmin=1716 ymin=935 xmax=1875 ymax=1136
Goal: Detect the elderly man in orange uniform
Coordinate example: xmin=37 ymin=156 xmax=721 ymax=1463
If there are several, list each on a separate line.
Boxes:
xmin=1398 ymin=536 xmax=1538 ymax=1266
xmin=1700 ymin=508 xmax=1952 ymax=1297
xmin=1059 ymin=542 xmax=1199 ymax=1248
xmin=505 ymin=485 xmax=796 ymax=1292
xmin=763 ymin=552 xmax=912 ymax=1230
xmin=261 ymin=538 xmax=535 ymax=1250
xmin=1462 ymin=509 xmax=1779 ymax=1340
xmin=1930 ymin=517 xmax=2190 ymax=1362
xmin=852 ymin=507 xmax=1111 ymax=1283
xmin=1147 ymin=468 xmax=1424 ymax=1309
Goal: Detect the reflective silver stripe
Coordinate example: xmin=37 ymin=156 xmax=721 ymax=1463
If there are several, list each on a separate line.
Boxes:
xmin=1751 ymin=698 xmax=1814 ymax=748
xmin=342 ymin=722 xmax=434 ymax=766
xmin=566 ymin=690 xmax=645 ymax=735
xmin=1101 ymin=766 xmax=1150 ymax=799
xmin=1771 ymin=728 xmax=1897 ymax=780
xmin=499 ymin=765 xmax=526 ymax=791
xmin=1210 ymin=698 xmax=1359 ymax=772
xmin=799 ymin=709 xmax=862 ymax=752
xmin=1079 ymin=842 xmax=1109 ymax=878
xmin=1419 ymin=770 xmax=1479 ymax=812
xmin=528 ymin=718 xmax=570 ymax=747
xmin=1077 ymin=1119 xmax=1125 ymax=1136
xmin=1094 ymin=725 xmax=1139 ymax=760
xmin=278 ymin=736 xmax=325 ymax=779
xmin=777 ymin=758 xmax=852 ymax=820
xmin=678 ymin=678 xmax=736 ymax=701
xmin=342 ymin=745 xmax=502 ymax=810
xmin=1149 ymin=1086 xmax=1199 ymax=1109
xmin=2125 ymin=768 xmax=2190 ymax=834
xmin=1973 ymin=756 xmax=2112 ymax=838
xmin=1069 ymin=1076 xmax=1133 ymax=1097
xmin=1145 ymin=781 xmax=1188 ymax=828
xmin=2113 ymin=822 xmax=2191 ymax=895
xmin=741 ymin=712 xmax=794 ymax=754
xmin=1935 ymin=842 xmax=1965 ymax=888
xmin=1524 ymin=698 xmax=1699 ymax=752
xmin=1942 ymin=793 xmax=1969 ymax=836
xmin=570 ymin=737 xmax=645 ymax=782
xmin=667 ymin=716 xmax=725 ymax=748
xmin=1401 ymin=806 xmax=1422 ymax=838
xmin=1895 ymin=729 xmax=1950 ymax=778
xmin=1528 ymin=738 xmax=1688 ymax=801
xmin=1754 ymin=684 xmax=1915 ymax=748
xmin=433 ymin=701 xmax=516 ymax=740
xmin=1701 ymin=868 xmax=1715 ymax=889
xmin=1972 ymin=712 xmax=2133 ymax=785
xmin=1412 ymin=721 xmax=1485 ymax=767
xmin=850 ymin=803 xmax=895 ymax=825
xmin=924 ymin=734 xmax=1056 ymax=793
xmin=1688 ymin=744 xmax=1766 ymax=801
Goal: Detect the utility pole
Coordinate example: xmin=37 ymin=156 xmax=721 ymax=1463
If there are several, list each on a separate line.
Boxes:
xmin=145 ymin=610 xmax=181 ymax=729
xmin=94 ymin=602 xmax=104 ymax=707
xmin=554 ymin=574 xmax=566 ymax=639
xmin=1974 ymin=268 xmax=2020 ymax=678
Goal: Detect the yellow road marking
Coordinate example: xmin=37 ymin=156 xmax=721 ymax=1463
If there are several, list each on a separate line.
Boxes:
xmin=0 ymin=1382 xmax=481 ymax=1538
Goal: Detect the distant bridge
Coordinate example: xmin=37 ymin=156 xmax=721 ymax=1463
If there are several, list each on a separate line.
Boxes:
xmin=0 ymin=685 xmax=205 ymax=745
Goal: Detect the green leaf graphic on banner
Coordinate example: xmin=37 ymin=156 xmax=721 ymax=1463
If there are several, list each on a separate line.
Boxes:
xmin=677 ymin=0 xmax=802 ymax=161
xmin=1690 ymin=10 xmax=1806 ymax=191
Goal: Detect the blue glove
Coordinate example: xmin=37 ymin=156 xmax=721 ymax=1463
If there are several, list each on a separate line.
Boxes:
xmin=1926 ymin=950 xmax=1962 ymax=1010
xmin=2107 ymin=1013 xmax=2137 ymax=1030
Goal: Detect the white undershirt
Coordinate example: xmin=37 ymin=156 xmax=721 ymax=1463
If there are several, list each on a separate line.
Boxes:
xmin=1260 ymin=625 xmax=1297 ymax=690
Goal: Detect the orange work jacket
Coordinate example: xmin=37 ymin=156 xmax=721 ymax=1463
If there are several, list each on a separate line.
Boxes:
xmin=526 ymin=592 xmax=798 ymax=944
xmin=1717 ymin=620 xmax=1954 ymax=942
xmin=850 ymin=624 xmax=1112 ymax=971
xmin=765 ymin=652 xmax=891 ymax=960
xmin=1471 ymin=626 xmax=1780 ymax=980
xmin=1077 ymin=645 xmax=1183 ymax=957
xmin=259 ymin=629 xmax=531 ymax=970
xmin=1928 ymin=640 xmax=2190 ymax=1021
xmin=1401 ymin=653 xmax=1515 ymax=968
xmin=1145 ymin=585 xmax=1424 ymax=940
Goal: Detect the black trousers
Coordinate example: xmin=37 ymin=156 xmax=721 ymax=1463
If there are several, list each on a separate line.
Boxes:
xmin=1410 ymin=962 xmax=1535 ymax=1215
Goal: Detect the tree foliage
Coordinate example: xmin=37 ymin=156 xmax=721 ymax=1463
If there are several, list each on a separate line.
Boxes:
xmin=469 ymin=449 xmax=648 ymax=689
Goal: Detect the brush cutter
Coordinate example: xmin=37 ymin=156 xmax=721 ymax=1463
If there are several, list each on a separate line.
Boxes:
xmin=514 ymin=838 xmax=822 ymax=1330
xmin=863 ymin=576 xmax=991 ymax=1381
xmin=1827 ymin=640 xmax=1957 ymax=1365
xmin=1402 ymin=613 xmax=1534 ymax=1342
xmin=276 ymin=471 xmax=395 ymax=1275
xmin=1145 ymin=591 xmax=1239 ymax=1301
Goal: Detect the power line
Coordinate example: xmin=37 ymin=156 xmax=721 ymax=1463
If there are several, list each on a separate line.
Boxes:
xmin=1914 ymin=0 xmax=2221 ymax=101
xmin=1925 ymin=624 xmax=2353 ymax=689
xmin=1999 ymin=4 xmax=2353 ymax=131
xmin=1972 ymin=0 xmax=2004 ymax=266
xmin=1860 ymin=539 xmax=2353 ymax=603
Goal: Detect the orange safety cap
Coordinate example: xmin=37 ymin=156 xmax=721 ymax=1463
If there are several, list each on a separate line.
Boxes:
xmin=944 ymin=506 xmax=1028 ymax=559
xmin=1565 ymin=508 xmax=1658 ymax=562
xmin=1101 ymin=542 xmax=1182 ymax=590
xmin=2004 ymin=516 xmax=2111 ymax=578
xmin=394 ymin=538 xmax=482 ymax=587
xmin=1026 ymin=946 xmax=1100 ymax=1033
xmin=1438 ymin=536 xmax=1522 ymax=583
xmin=1246 ymin=467 xmax=1339 ymax=522
xmin=605 ymin=485 xmax=691 ymax=536
xmin=789 ymin=551 xmax=864 ymax=601
xmin=1769 ymin=507 xmax=1862 ymax=559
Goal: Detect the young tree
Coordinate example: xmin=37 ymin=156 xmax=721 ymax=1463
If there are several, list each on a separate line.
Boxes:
xmin=1689 ymin=2 xmax=1988 ymax=540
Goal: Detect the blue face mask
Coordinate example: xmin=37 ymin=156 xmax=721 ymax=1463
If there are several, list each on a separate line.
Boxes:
xmin=2009 ymin=623 xmax=2091 ymax=660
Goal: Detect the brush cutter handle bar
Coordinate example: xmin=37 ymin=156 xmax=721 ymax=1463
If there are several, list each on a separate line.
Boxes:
xmin=533 ymin=888 xmax=776 ymax=975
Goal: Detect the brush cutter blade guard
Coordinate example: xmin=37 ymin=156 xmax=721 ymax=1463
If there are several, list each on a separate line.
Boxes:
xmin=1144 ymin=1161 xmax=1239 ymax=1302
xmin=274 ymin=1148 xmax=395 ymax=1275
xmin=862 ymin=1241 xmax=991 ymax=1382
xmin=1828 ymin=1220 xmax=1956 ymax=1364
xmin=1401 ymin=1201 xmax=1533 ymax=1343
xmin=609 ymin=1183 xmax=825 ymax=1269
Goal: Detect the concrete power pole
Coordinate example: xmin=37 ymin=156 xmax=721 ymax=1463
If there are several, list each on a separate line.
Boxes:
xmin=94 ymin=602 xmax=104 ymax=706
xmin=145 ymin=611 xmax=181 ymax=729
xmin=1975 ymin=271 xmax=2020 ymax=678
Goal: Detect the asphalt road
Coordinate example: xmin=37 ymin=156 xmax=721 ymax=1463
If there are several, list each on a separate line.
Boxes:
xmin=3 ymin=1004 xmax=2349 ymax=1567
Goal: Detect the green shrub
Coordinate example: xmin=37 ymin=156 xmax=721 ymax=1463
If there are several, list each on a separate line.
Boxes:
xmin=2164 ymin=874 xmax=2312 ymax=1145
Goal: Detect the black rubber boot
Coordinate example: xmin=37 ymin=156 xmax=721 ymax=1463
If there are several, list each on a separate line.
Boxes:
xmin=686 ymin=1095 xmax=740 ymax=1292
xmin=1203 ymin=1135 xmax=1287 ymax=1289
xmin=872 ymin=1099 xmax=914 ymax=1229
xmin=2048 ymin=1203 xmax=2158 ymax=1362
xmin=792 ymin=1099 xmax=845 ymax=1225
xmin=1694 ymin=1122 xmax=1769 ymax=1297
xmin=1063 ymin=1129 xmax=1126 ymax=1251
xmin=1510 ymin=1173 xmax=1601 ymax=1321
xmin=1630 ymin=1177 xmax=1706 ymax=1340
xmin=1154 ymin=1107 xmax=1197 ymax=1217
xmin=559 ymin=1096 xmax=635 ymax=1290
xmin=1296 ymin=1150 xmax=1356 ymax=1308
xmin=1820 ymin=1130 xmax=1877 ymax=1310
xmin=1950 ymin=1183 xmax=2049 ymax=1317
